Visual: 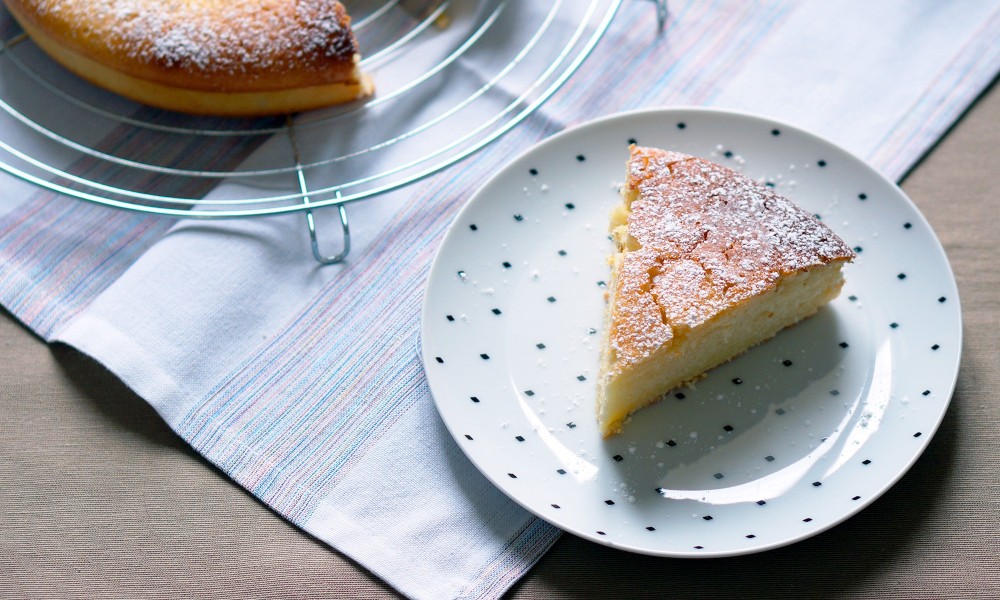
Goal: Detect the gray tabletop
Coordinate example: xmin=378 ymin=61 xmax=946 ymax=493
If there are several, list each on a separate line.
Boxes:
xmin=2 ymin=81 xmax=998 ymax=599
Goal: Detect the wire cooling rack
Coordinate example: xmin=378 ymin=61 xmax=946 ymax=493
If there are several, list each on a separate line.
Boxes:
xmin=0 ymin=0 xmax=664 ymax=262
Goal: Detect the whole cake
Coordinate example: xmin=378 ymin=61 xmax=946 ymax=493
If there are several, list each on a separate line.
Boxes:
xmin=4 ymin=0 xmax=374 ymax=116
xmin=596 ymin=146 xmax=855 ymax=437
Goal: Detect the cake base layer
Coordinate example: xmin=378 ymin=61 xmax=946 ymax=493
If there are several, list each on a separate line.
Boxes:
xmin=596 ymin=262 xmax=845 ymax=437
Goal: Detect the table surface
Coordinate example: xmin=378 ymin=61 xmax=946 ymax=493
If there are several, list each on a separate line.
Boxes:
xmin=2 ymin=81 xmax=998 ymax=599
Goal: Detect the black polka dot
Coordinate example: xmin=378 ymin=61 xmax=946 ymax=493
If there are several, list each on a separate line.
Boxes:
xmin=830 ymin=389 xmax=840 ymax=396
xmin=502 ymin=261 xmax=512 ymax=268
xmin=714 ymin=473 xmax=724 ymax=480
xmin=469 ymin=224 xmax=478 ymax=231
xmin=932 ymin=344 xmax=940 ymax=350
xmin=904 ymin=222 xmax=913 ymax=229
xmin=914 ymin=432 xmax=923 ymax=437
xmin=854 ymin=246 xmax=863 ymax=253
xmin=597 ymin=280 xmax=606 ymax=288
xmin=817 ymin=160 xmax=827 ymax=167
xmin=567 ymin=422 xmax=576 ymax=429
xmin=605 ymin=499 xmax=615 ymax=505
xmin=508 ymin=473 xmax=517 ymax=478
xmin=558 ymin=249 xmax=567 ymax=256
xmin=703 ymin=515 xmax=713 ymax=521
xmin=839 ymin=342 xmax=849 ymax=348
xmin=666 ymin=439 xmax=677 ymax=447
xmin=565 ymin=202 xmax=575 ymax=210
xmin=922 ymin=390 xmax=931 ymax=396
xmin=628 ymin=138 xmax=638 ymax=145
xmin=557 ymin=469 xmax=566 ymax=474
xmin=576 ymin=154 xmax=586 ymax=162
xmin=756 ymin=500 xmax=767 ymax=506
xmin=524 ymin=390 xmax=535 ymax=396
xmin=464 ymin=434 xmax=473 ymax=440
xmin=812 ymin=481 xmax=822 ymax=487
xmin=890 ymin=322 xmax=899 ymax=329
xmin=457 ymin=270 xmax=467 ymax=279
xmin=765 ymin=455 xmax=775 ymax=462
xmin=435 ymin=357 xmax=444 ymax=364
xmin=746 ymin=534 xmax=757 ymax=538
xmin=446 ymin=315 xmax=455 ymax=322
xmin=852 ymin=496 xmax=861 ymax=501
xmin=775 ymin=408 xmax=786 ymax=415
xmin=803 ymin=517 xmax=813 ymax=523
xmin=588 ymin=327 xmax=598 ymax=335
xmin=536 ymin=343 xmax=545 ymax=349
xmin=677 ymin=122 xmax=686 ymax=129
xmin=858 ymin=193 xmax=867 ymax=201
xmin=597 ymin=531 xmax=606 ymax=536
xmin=694 ymin=545 xmax=704 ymax=549
xmin=938 ymin=296 xmax=947 ymax=303
xmin=765 ymin=181 xmax=776 ymax=188
xmin=723 ymin=425 xmax=734 ymax=432
xmin=849 ymin=295 xmax=858 ymax=302
xmin=480 ymin=353 xmax=490 ymax=360
xmin=470 ymin=396 xmax=480 ymax=403
xmin=646 ymin=526 xmax=656 ymax=531
xmin=862 ymin=459 xmax=871 ymax=465
xmin=491 ymin=308 xmax=502 ymax=315
xmin=612 ymin=454 xmax=624 ymax=462
xmin=732 ymin=377 xmax=743 ymax=384
xmin=551 ymin=503 xmax=560 ymax=509
xmin=675 ymin=392 xmax=686 ymax=400
xmin=898 ymin=273 xmax=907 ymax=280
xmin=576 ymin=375 xmax=587 ymax=381
xmin=724 ymin=150 xmax=734 ymax=158
xmin=513 ymin=214 xmax=524 ymax=222
xmin=529 ymin=168 xmax=538 ymax=176
xmin=782 ymin=359 xmax=793 ymax=366
xmin=547 ymin=296 xmax=557 ymax=303
xmin=771 ymin=129 xmax=781 ymax=136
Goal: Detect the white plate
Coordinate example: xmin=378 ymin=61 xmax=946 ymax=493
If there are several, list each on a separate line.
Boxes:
xmin=420 ymin=107 xmax=961 ymax=557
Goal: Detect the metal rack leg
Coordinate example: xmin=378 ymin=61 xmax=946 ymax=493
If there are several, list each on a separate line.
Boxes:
xmin=305 ymin=197 xmax=351 ymax=265
xmin=650 ymin=0 xmax=668 ymax=31
xmin=286 ymin=114 xmax=351 ymax=265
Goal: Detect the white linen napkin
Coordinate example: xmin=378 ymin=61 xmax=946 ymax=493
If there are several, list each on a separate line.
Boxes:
xmin=1 ymin=1 xmax=997 ymax=598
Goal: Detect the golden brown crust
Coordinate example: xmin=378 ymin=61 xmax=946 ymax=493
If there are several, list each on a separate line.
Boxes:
xmin=5 ymin=0 xmax=373 ymax=115
xmin=608 ymin=145 xmax=855 ymax=375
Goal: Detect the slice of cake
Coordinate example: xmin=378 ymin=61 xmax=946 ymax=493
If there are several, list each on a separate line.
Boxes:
xmin=596 ymin=146 xmax=854 ymax=437
xmin=5 ymin=0 xmax=374 ymax=116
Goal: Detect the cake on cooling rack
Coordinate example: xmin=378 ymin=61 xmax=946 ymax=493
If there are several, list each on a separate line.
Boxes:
xmin=4 ymin=0 xmax=373 ymax=116
xmin=596 ymin=145 xmax=854 ymax=438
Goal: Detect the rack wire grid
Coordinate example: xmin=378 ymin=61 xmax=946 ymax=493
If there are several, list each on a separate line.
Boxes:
xmin=0 ymin=0 xmax=664 ymax=262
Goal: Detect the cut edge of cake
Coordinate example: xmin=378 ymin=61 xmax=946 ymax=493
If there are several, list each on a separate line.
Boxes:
xmin=596 ymin=145 xmax=855 ymax=438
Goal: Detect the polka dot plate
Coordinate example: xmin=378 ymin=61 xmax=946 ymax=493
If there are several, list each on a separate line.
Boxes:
xmin=420 ymin=107 xmax=961 ymax=556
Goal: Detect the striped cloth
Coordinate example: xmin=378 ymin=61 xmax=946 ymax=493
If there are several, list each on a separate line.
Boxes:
xmin=1 ymin=1 xmax=998 ymax=598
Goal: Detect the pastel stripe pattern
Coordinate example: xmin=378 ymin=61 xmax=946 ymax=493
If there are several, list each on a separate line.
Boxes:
xmin=176 ymin=147 xmax=520 ymax=522
xmin=0 ymin=107 xmax=277 ymax=338
xmin=0 ymin=197 xmax=170 ymax=339
xmin=458 ymin=517 xmax=562 ymax=599
xmin=870 ymin=6 xmax=1000 ymax=181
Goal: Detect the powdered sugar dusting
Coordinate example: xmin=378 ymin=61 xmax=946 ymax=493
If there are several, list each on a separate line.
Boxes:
xmin=608 ymin=147 xmax=854 ymax=369
xmin=28 ymin=0 xmax=356 ymax=79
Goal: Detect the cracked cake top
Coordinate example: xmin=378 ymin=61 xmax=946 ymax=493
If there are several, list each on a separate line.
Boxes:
xmin=607 ymin=146 xmax=854 ymax=370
